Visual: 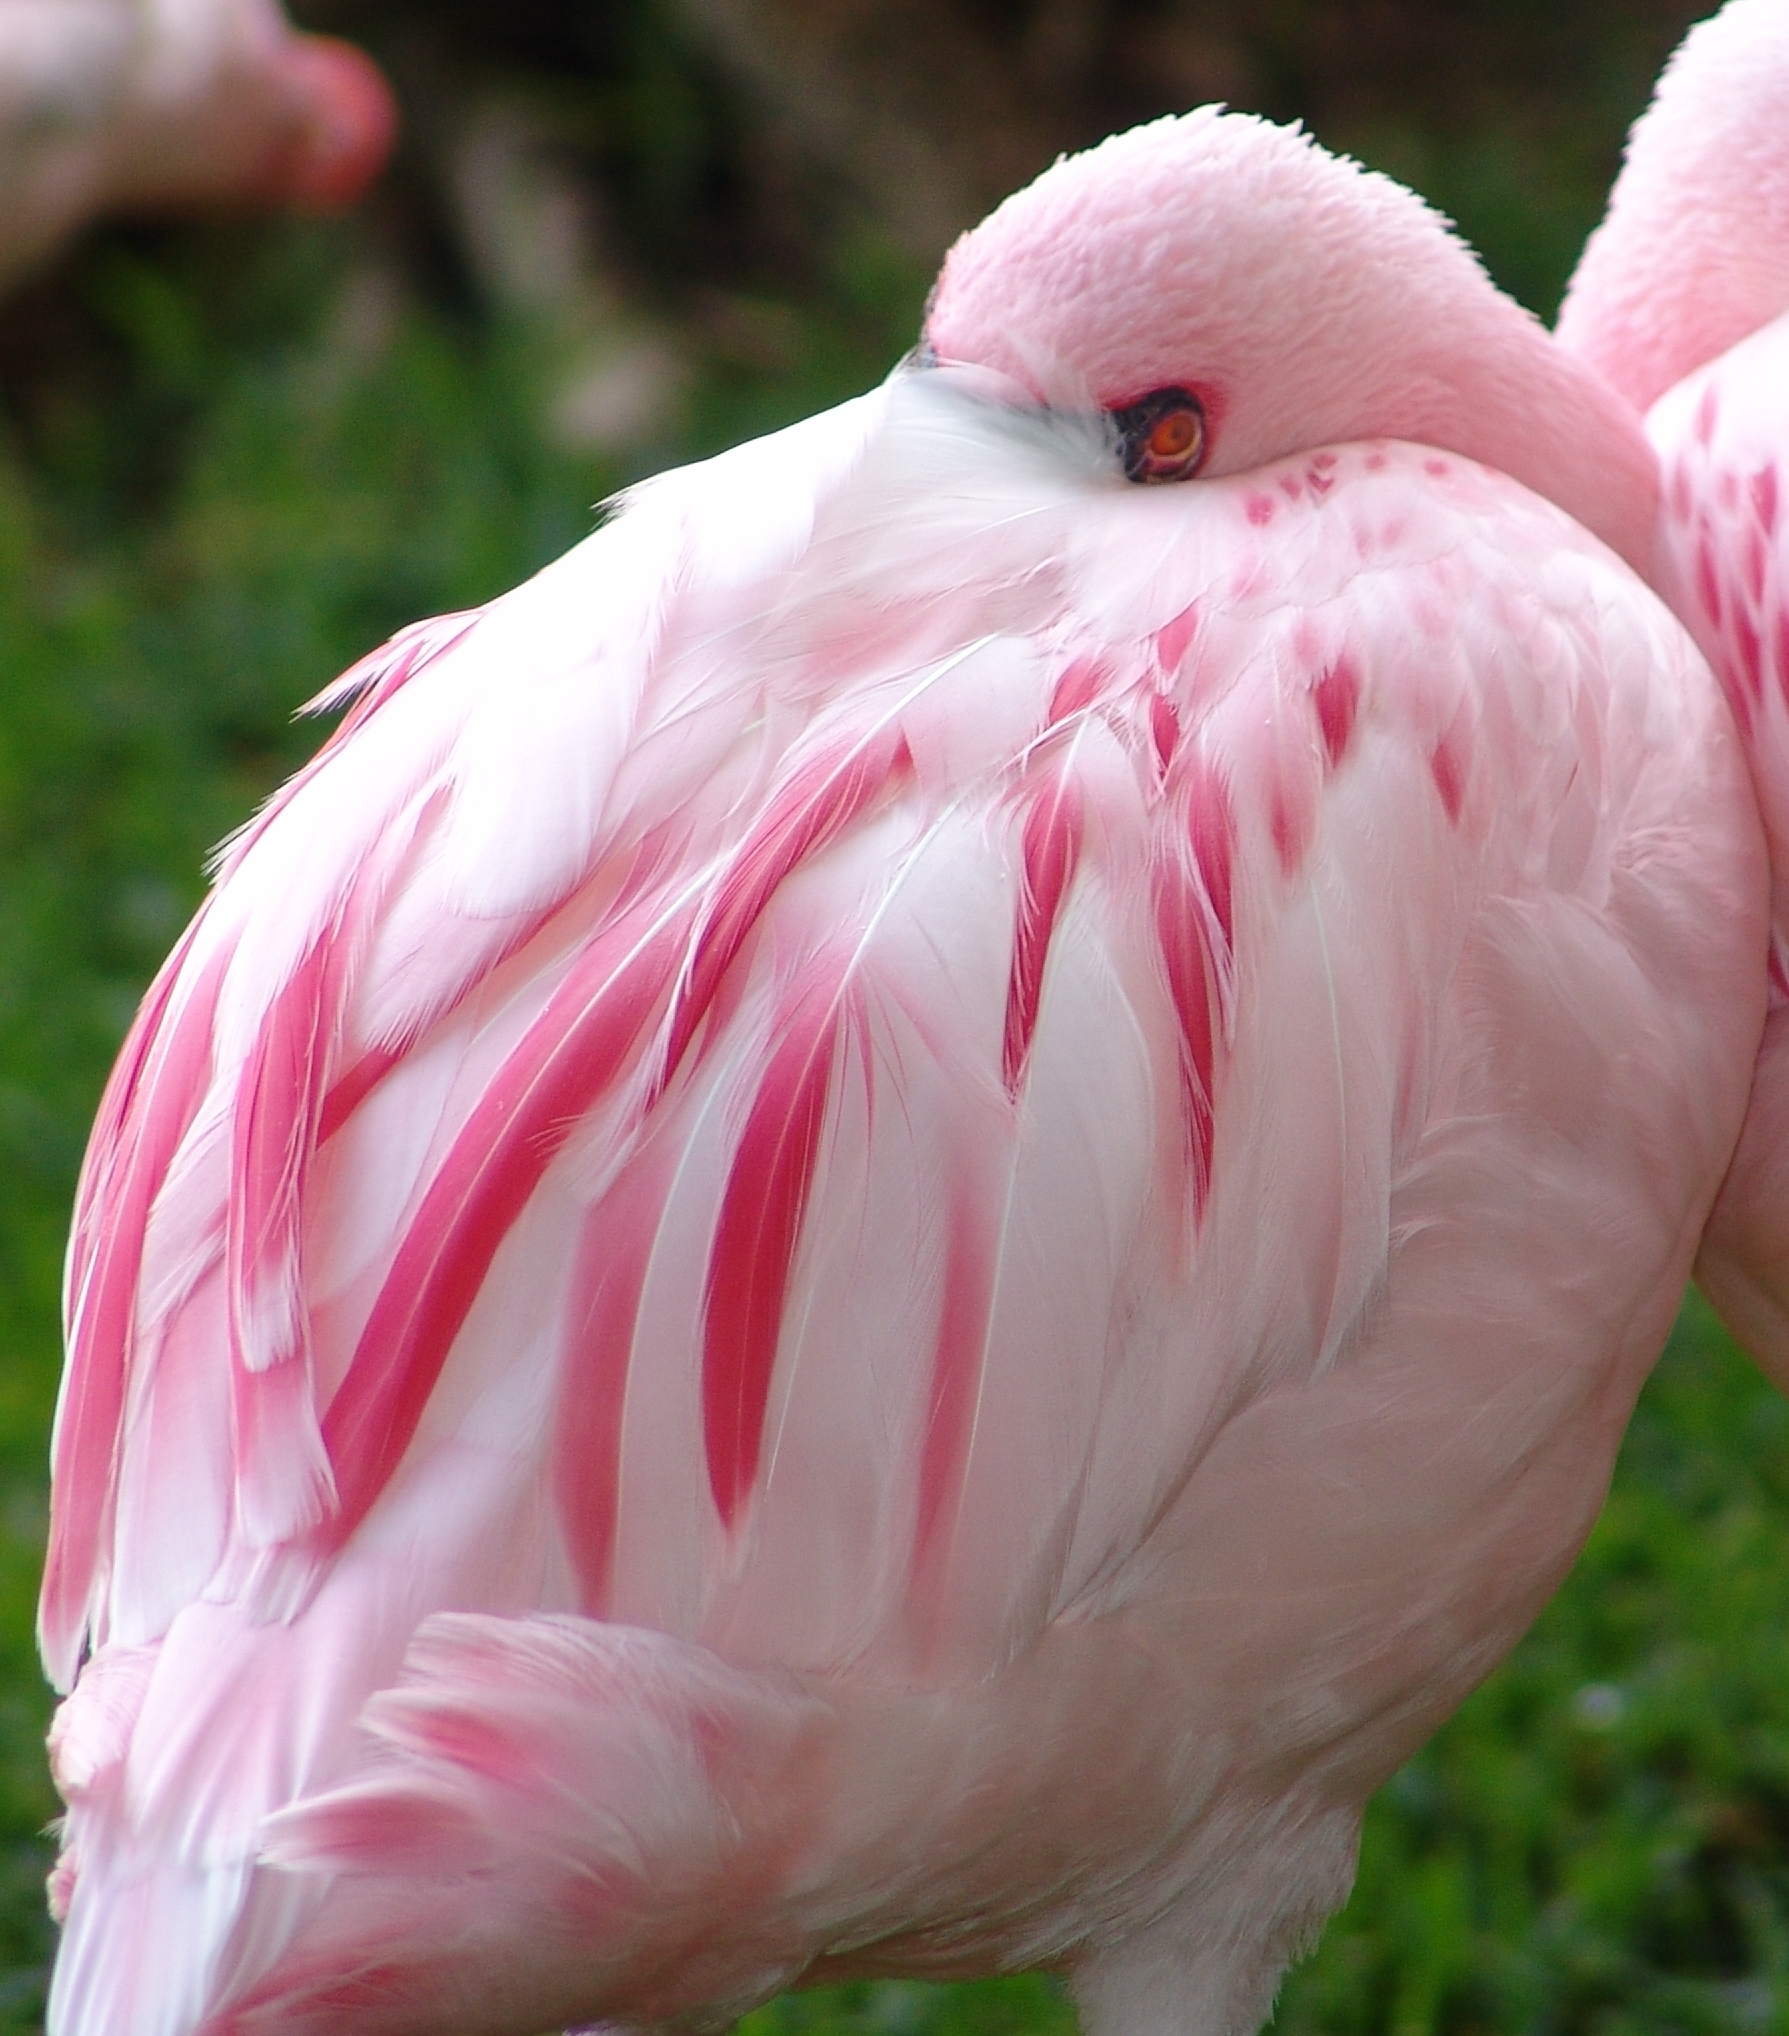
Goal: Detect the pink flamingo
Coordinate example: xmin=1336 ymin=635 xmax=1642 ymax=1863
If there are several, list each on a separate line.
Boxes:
xmin=41 ymin=107 xmax=1769 ymax=2036
xmin=1557 ymin=0 xmax=1789 ymax=1391
xmin=0 ymin=0 xmax=395 ymax=294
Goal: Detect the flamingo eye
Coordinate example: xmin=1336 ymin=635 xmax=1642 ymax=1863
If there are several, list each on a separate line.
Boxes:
xmin=1114 ymin=389 xmax=1208 ymax=483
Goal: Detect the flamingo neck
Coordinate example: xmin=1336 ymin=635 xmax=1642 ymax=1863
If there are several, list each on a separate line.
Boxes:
xmin=1557 ymin=0 xmax=1789 ymax=414
xmin=1429 ymin=308 xmax=1661 ymax=581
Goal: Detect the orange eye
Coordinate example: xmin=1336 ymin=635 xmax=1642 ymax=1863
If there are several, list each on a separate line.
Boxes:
xmin=1113 ymin=388 xmax=1208 ymax=484
xmin=1148 ymin=411 xmax=1199 ymax=460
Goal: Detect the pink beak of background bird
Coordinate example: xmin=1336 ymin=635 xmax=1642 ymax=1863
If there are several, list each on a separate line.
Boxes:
xmin=251 ymin=31 xmax=397 ymax=214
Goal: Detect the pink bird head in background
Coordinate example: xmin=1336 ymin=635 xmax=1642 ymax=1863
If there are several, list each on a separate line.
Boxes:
xmin=0 ymin=0 xmax=396 ymax=293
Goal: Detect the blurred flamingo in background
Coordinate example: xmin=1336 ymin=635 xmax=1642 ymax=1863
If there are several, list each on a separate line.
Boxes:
xmin=0 ymin=0 xmax=395 ymax=294
xmin=38 ymin=90 xmax=1771 ymax=2036
xmin=1557 ymin=0 xmax=1789 ymax=1398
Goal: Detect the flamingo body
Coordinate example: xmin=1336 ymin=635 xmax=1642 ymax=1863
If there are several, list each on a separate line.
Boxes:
xmin=1557 ymin=0 xmax=1789 ymax=1393
xmin=42 ymin=111 xmax=1768 ymax=2036
xmin=0 ymin=0 xmax=394 ymax=292
xmin=1636 ymin=320 xmax=1789 ymax=1381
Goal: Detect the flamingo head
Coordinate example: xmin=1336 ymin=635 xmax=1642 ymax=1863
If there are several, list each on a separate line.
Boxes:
xmin=261 ymin=32 xmax=398 ymax=212
xmin=922 ymin=107 xmax=1660 ymax=574
xmin=1557 ymin=0 xmax=1789 ymax=414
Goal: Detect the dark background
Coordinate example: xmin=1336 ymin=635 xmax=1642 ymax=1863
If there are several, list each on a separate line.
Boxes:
xmin=8 ymin=5 xmax=1789 ymax=2032
xmin=292 ymin=0 xmax=1703 ymax=297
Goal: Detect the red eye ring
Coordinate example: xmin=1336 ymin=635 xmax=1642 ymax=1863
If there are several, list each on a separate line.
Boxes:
xmin=1113 ymin=388 xmax=1208 ymax=484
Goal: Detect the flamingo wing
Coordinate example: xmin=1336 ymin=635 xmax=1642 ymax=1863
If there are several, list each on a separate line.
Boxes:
xmin=43 ymin=370 xmax=1765 ymax=2035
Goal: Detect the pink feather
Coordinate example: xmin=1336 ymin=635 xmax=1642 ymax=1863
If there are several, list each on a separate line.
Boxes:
xmin=702 ymin=970 xmax=845 ymax=1526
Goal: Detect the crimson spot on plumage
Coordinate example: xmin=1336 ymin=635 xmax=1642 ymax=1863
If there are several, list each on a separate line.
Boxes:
xmin=1747 ymin=526 xmax=1769 ymax=604
xmin=1430 ymin=736 xmax=1466 ymax=824
xmin=1312 ymin=657 xmax=1361 ymax=769
xmin=1736 ymin=609 xmax=1764 ymax=697
xmin=1154 ymin=602 xmax=1201 ymax=672
xmin=1697 ymin=532 xmax=1724 ymax=626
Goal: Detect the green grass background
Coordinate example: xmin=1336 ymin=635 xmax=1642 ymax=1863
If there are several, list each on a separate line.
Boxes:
xmin=1 ymin=100 xmax=1787 ymax=2031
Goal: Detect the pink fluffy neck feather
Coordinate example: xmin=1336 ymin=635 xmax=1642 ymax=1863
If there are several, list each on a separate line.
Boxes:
xmin=924 ymin=108 xmax=1660 ymax=578
xmin=1557 ymin=0 xmax=1789 ymax=414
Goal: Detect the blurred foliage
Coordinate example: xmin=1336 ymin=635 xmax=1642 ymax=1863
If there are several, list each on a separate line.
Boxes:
xmin=290 ymin=0 xmax=1709 ymax=317
xmin=0 ymin=3 xmax=1784 ymax=2031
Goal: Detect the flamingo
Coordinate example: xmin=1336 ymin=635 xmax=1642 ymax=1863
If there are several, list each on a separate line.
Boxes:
xmin=40 ymin=106 xmax=1770 ymax=2036
xmin=0 ymin=0 xmax=395 ymax=294
xmin=1556 ymin=0 xmax=1789 ymax=1394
